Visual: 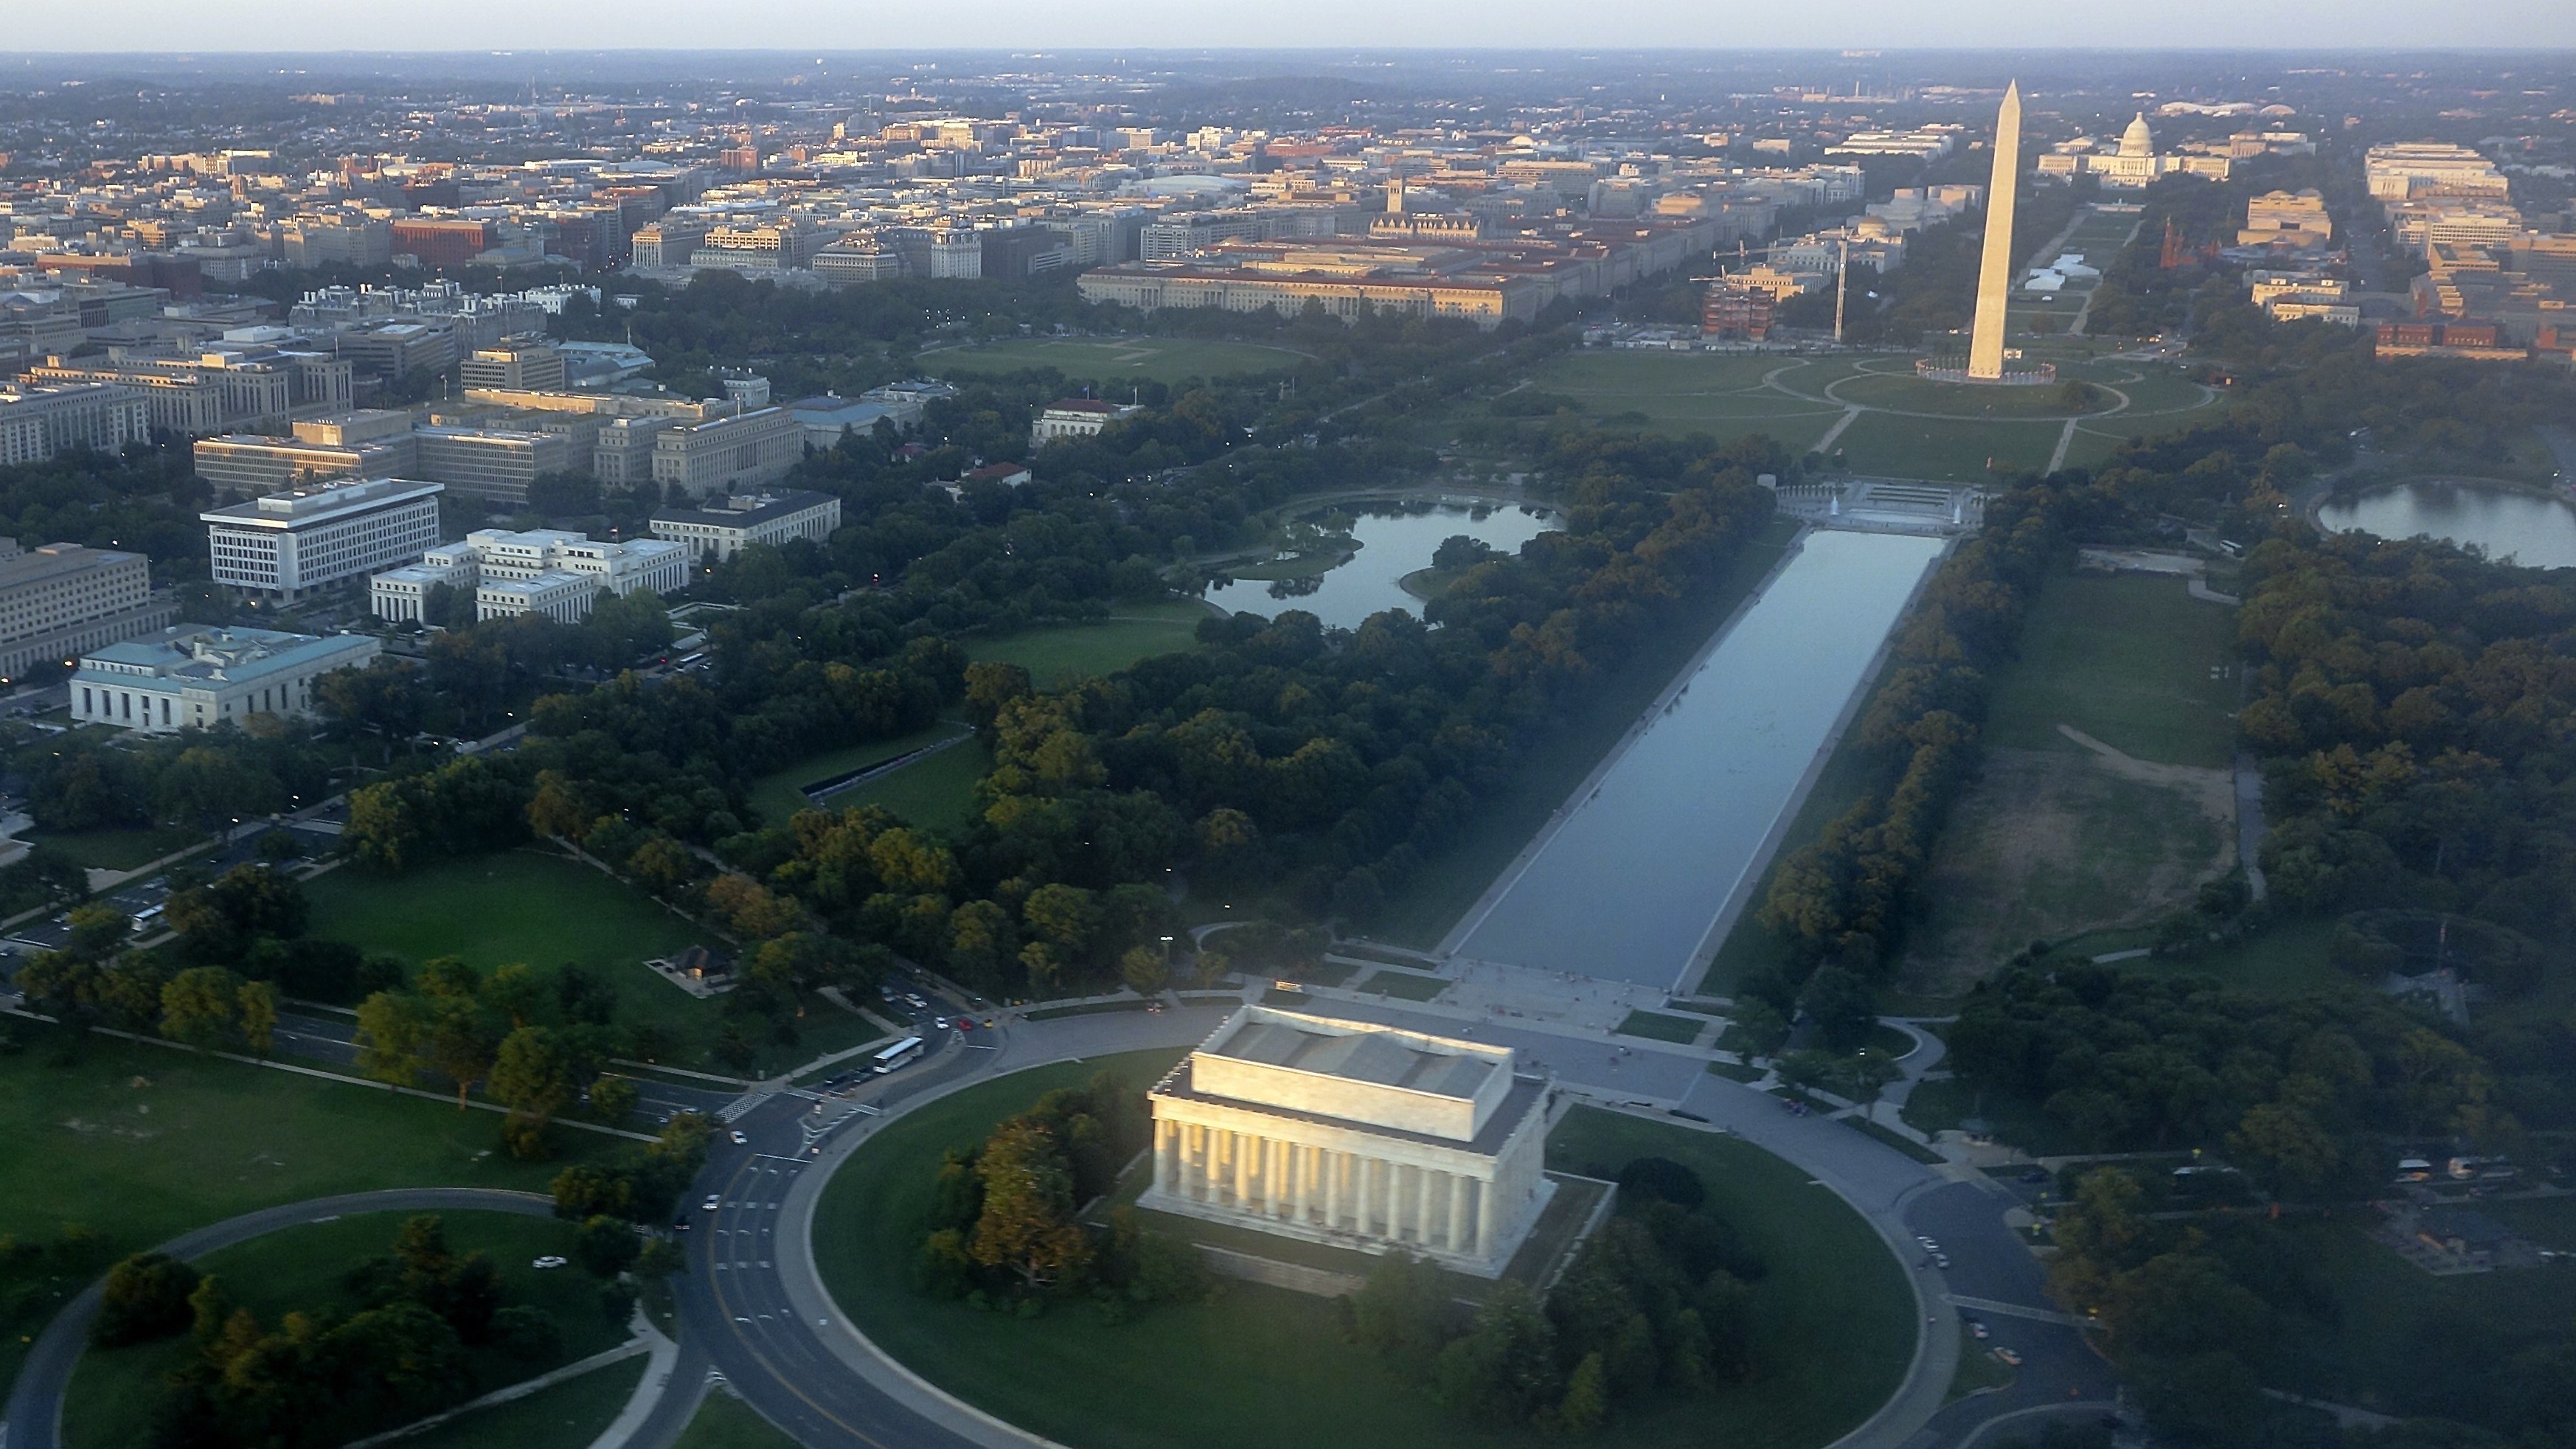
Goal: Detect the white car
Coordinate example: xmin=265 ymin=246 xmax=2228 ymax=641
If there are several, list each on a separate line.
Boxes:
xmin=701 ymin=1194 xmax=722 ymax=1212
xmin=729 ymin=1130 xmax=749 ymax=1145
xmin=934 ymin=1016 xmax=951 ymax=1031
xmin=530 ymin=1255 xmax=568 ymax=1270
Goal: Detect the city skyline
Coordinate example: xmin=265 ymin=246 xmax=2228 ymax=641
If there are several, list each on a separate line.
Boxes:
xmin=9 ymin=1 xmax=2576 ymax=53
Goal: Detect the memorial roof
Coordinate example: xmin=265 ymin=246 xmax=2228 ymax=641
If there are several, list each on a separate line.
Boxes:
xmin=1213 ymin=1017 xmax=1499 ymax=1101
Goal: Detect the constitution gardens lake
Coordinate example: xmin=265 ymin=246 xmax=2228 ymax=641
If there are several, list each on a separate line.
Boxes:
xmin=1446 ymin=528 xmax=1950 ymax=991
xmin=1202 ymin=499 xmax=1560 ymax=630
xmin=2317 ymin=480 xmax=2576 ymax=570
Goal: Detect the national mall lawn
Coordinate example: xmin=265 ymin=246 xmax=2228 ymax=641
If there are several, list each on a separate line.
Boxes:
xmin=298 ymin=847 xmax=879 ymax=1075
xmin=0 ymin=1021 xmax=607 ymax=1405
xmin=812 ymin=1051 xmax=1914 ymax=1449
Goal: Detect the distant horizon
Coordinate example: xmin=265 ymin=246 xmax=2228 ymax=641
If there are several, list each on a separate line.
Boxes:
xmin=5 ymin=0 xmax=2574 ymax=58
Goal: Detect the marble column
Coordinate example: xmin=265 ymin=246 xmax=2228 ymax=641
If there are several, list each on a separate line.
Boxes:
xmin=1365 ymin=1156 xmax=1386 ymax=1237
xmin=1156 ymin=1121 xmax=1176 ymax=1194
xmin=1230 ymin=1130 xmax=1250 ymax=1208
xmin=1476 ymin=1170 xmax=1496 ymax=1254
xmin=1448 ymin=1172 xmax=1470 ymax=1252
xmin=1323 ymin=1150 xmax=1342 ymax=1229
xmin=1412 ymin=1164 xmax=1431 ymax=1243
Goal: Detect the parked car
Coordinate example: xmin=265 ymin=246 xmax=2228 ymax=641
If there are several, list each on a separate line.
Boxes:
xmin=531 ymin=1256 xmax=568 ymax=1269
xmin=1993 ymin=1348 xmax=2022 ymax=1367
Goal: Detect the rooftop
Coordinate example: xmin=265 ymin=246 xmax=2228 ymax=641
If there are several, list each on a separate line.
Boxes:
xmin=1214 ymin=1015 xmax=1499 ymax=1101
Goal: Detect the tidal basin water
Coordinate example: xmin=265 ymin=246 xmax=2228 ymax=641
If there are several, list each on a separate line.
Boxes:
xmin=2317 ymin=482 xmax=2576 ymax=571
xmin=1450 ymin=529 xmax=1950 ymax=991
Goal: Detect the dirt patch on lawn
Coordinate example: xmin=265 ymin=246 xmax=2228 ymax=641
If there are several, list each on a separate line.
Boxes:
xmin=1903 ymin=738 xmax=2235 ymax=989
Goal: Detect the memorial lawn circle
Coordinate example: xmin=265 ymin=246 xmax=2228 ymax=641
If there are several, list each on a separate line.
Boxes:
xmin=810 ymin=1052 xmax=1914 ymax=1449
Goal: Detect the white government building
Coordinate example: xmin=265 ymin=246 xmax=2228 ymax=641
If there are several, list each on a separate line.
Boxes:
xmin=201 ymin=476 xmax=445 ymax=601
xmin=72 ymin=623 xmax=378 ymax=733
xmin=648 ymin=490 xmax=843 ymax=563
xmin=1140 ymin=1007 xmax=1555 ymax=1276
xmin=371 ymin=527 xmax=687 ymax=625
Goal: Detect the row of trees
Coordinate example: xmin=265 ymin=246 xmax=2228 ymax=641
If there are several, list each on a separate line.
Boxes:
xmin=1753 ymin=476 xmax=2064 ymax=998
xmin=1946 ymin=964 xmax=2508 ymax=1192
xmin=910 ymin=1073 xmax=1204 ymax=1313
xmin=2048 ymin=1167 xmax=2574 ymax=1449
xmin=103 ymin=1215 xmax=609 ymax=1449
xmin=1341 ymin=1156 xmax=1762 ymax=1436
xmin=351 ymin=955 xmax=632 ymax=1155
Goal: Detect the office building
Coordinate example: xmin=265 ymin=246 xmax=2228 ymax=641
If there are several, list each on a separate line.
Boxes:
xmin=459 ymin=338 xmax=568 ymax=392
xmin=194 ymin=434 xmax=383 ymax=493
xmin=333 ymin=319 xmax=457 ymax=381
xmin=2365 ymin=143 xmax=2510 ymax=203
xmin=201 ymin=476 xmax=444 ymax=600
xmin=27 ymin=347 xmax=353 ymax=436
xmin=368 ymin=543 xmax=481 ymax=623
xmin=2240 ymin=190 xmax=2335 ymax=249
xmin=72 ymin=623 xmax=378 ymax=734
xmin=1139 ymin=1007 xmax=1555 ymax=1277
xmin=0 ymin=383 xmax=152 ymax=466
xmin=476 ymin=570 xmax=600 ymax=622
xmin=412 ymin=425 xmax=574 ymax=506
xmin=648 ymin=407 xmax=804 ymax=497
xmin=630 ymin=219 xmax=709 ymax=269
xmin=650 ymin=490 xmax=842 ymax=562
xmin=392 ymin=219 xmax=497 ymax=269
xmin=0 ymin=543 xmax=176 ymax=682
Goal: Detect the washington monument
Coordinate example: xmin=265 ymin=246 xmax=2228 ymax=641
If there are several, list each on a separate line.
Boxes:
xmin=1967 ymin=81 xmax=2022 ymax=381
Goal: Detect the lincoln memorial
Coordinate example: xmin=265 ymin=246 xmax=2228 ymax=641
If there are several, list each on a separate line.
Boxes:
xmin=1139 ymin=1006 xmax=1555 ymax=1276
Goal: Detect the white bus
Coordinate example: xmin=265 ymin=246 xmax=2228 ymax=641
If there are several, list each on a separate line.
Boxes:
xmin=872 ymin=1035 xmax=926 ymax=1074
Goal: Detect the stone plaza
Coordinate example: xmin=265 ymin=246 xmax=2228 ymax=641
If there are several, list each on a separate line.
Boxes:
xmin=1139 ymin=1006 xmax=1555 ymax=1276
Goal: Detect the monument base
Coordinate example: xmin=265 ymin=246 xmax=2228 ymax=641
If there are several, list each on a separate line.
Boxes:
xmin=1914 ymin=358 xmax=2058 ymax=386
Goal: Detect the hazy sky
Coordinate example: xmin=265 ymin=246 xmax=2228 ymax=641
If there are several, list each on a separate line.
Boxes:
xmin=11 ymin=0 xmax=2576 ymax=53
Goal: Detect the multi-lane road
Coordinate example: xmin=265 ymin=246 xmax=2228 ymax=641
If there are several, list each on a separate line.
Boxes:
xmin=645 ymin=992 xmax=2116 ymax=1449
xmin=0 ymin=960 xmax=2111 ymax=1449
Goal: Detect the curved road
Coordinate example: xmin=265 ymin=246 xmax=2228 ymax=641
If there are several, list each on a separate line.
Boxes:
xmin=6 ymin=1008 xmax=2114 ymax=1449
xmin=2 ymin=1187 xmax=558 ymax=1449
xmin=671 ymin=997 xmax=2116 ymax=1449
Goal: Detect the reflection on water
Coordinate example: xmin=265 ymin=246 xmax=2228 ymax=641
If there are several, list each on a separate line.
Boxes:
xmin=1202 ymin=500 xmax=1560 ymax=630
xmin=1451 ymin=530 xmax=1949 ymax=990
xmin=2318 ymin=482 xmax=2576 ymax=570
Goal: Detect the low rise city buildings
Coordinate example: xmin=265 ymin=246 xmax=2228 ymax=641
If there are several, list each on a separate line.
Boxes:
xmin=650 ymin=490 xmax=842 ymax=563
xmin=72 ymin=623 xmax=377 ymax=733
xmin=371 ymin=527 xmax=686 ymax=623
xmin=0 ymin=381 xmax=151 ymax=466
xmin=0 ymin=541 xmax=176 ymax=682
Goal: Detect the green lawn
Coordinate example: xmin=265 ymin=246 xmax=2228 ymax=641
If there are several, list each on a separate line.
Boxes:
xmin=0 ymin=1026 xmax=605 ymax=1405
xmin=1983 ymin=571 xmax=2240 ymax=768
xmin=1834 ymin=372 xmax=2103 ymax=420
xmin=65 ymin=1209 xmax=625 ymax=1449
xmin=746 ymin=720 xmax=973 ymax=828
xmin=824 ymin=736 xmax=995 ymax=838
xmin=812 ymin=1057 xmax=1912 ymax=1449
xmin=397 ymin=1355 xmax=647 ymax=1449
xmin=32 ymin=825 xmax=207 ymax=873
xmin=2274 ymin=1206 xmax=2576 ymax=1421
xmin=2059 ymin=916 xmax=2347 ymax=995
xmin=1614 ymin=1010 xmax=1706 ymax=1043
xmin=1523 ymin=352 xmax=1844 ymax=451
xmin=302 ymin=849 xmax=859 ymax=1074
xmin=1830 ymin=412 xmax=2063 ymax=482
xmin=965 ymin=600 xmax=1211 ymax=689
xmin=672 ymin=1391 xmax=805 ymax=1449
xmin=923 ymin=336 xmax=1310 ymax=386
xmin=1375 ymin=517 xmax=1801 ymax=948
